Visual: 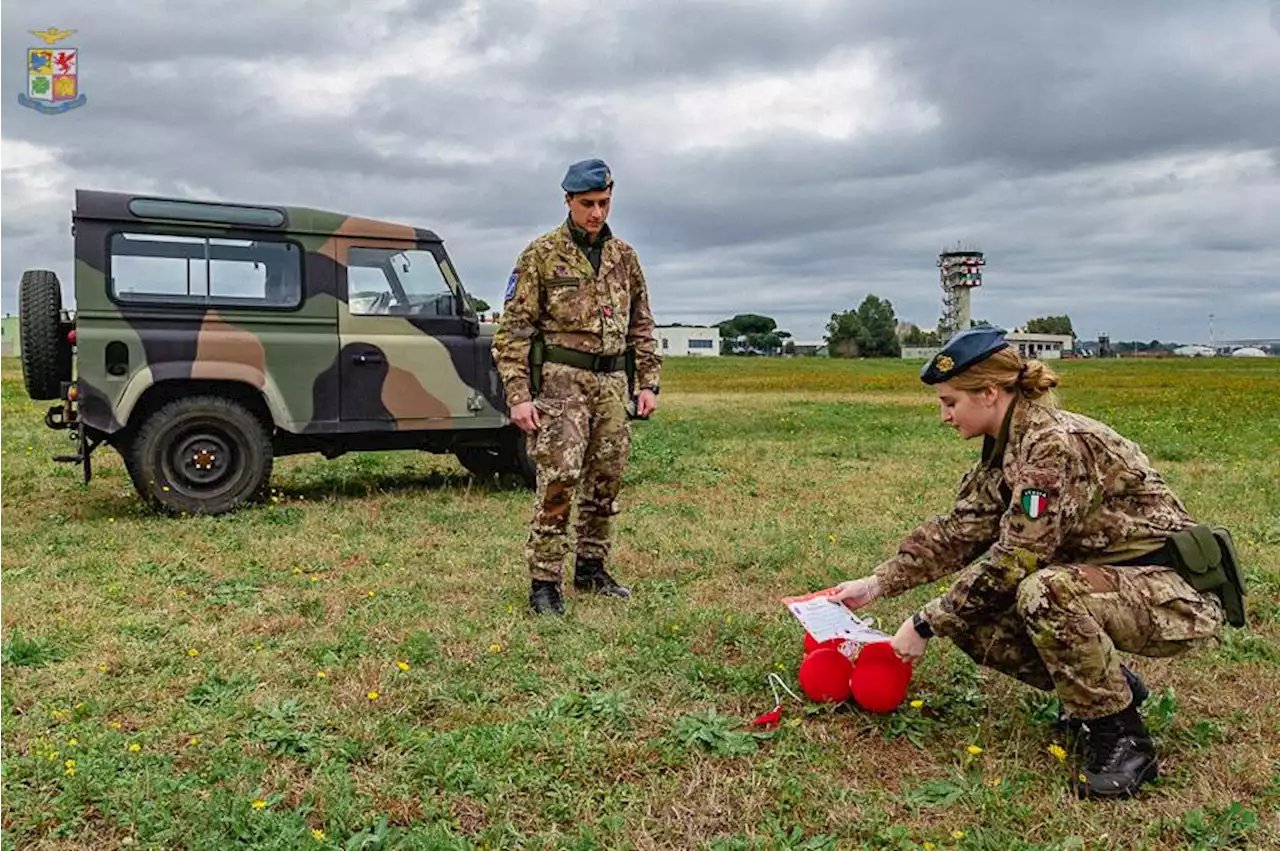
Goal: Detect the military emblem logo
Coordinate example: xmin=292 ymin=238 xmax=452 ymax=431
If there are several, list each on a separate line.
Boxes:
xmin=19 ymin=28 xmax=86 ymax=114
xmin=1021 ymin=488 xmax=1049 ymax=519
xmin=935 ymin=354 xmax=954 ymax=373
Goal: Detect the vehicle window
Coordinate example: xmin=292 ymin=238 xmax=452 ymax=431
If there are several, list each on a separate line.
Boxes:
xmin=109 ymin=233 xmax=302 ymax=308
xmin=347 ymin=247 xmax=458 ymax=317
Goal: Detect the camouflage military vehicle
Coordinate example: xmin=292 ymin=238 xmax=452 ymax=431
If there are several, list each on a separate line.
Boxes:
xmin=18 ymin=189 xmax=535 ymax=515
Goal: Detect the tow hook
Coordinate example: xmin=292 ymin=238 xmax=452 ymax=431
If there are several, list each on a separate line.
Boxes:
xmin=45 ymin=404 xmax=69 ymax=430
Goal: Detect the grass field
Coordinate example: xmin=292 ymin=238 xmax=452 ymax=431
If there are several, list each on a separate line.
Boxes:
xmin=2 ymin=354 xmax=1278 ymax=850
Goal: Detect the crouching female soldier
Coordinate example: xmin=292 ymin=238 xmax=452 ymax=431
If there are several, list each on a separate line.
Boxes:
xmin=829 ymin=327 xmax=1245 ymax=799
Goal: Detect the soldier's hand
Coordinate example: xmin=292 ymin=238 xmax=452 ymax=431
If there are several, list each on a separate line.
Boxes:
xmin=636 ymin=389 xmax=658 ymax=418
xmin=826 ymin=576 xmax=882 ymax=610
xmin=511 ymin=401 xmax=540 ymax=433
xmin=891 ymin=616 xmax=928 ymax=664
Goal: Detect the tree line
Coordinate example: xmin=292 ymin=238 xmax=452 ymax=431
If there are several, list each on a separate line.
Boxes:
xmin=715 ymin=298 xmax=1078 ymax=359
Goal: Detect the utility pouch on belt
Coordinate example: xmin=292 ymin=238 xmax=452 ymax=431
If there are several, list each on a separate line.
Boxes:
xmin=529 ymin=337 xmax=545 ymax=397
xmin=1167 ymin=524 xmax=1247 ymax=628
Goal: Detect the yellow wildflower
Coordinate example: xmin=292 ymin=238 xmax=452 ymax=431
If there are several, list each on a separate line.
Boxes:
xmin=311 ymin=829 xmax=327 ymax=841
xmin=67 ymin=738 xmax=78 ymax=746
xmin=315 ymin=670 xmax=327 ymax=679
xmin=489 ymin=644 xmax=502 ymax=653
xmin=923 ymin=844 xmax=936 ymax=851
xmin=952 ymin=831 xmax=966 ymax=840
xmin=367 ymin=691 xmax=379 ymax=701
xmin=367 ymin=590 xmax=376 ymax=598
xmin=966 ymin=745 xmax=983 ymax=756
xmin=1048 ymin=743 xmax=1067 ymax=762
xmin=251 ymin=799 xmax=267 ymax=810
xmin=65 ymin=759 xmax=76 ymax=769
xmin=127 ymin=743 xmax=140 ymax=752
xmin=187 ymin=648 xmax=200 ymax=657
xmin=396 ymin=660 xmax=411 ymax=671
xmin=109 ymin=721 xmax=122 ymax=730
xmin=188 ymin=737 xmax=200 ymax=746
xmin=910 ymin=699 xmax=924 ymax=709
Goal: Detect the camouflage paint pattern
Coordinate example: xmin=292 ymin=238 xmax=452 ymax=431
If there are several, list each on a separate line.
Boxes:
xmin=868 ymin=396 xmax=1224 ymax=716
xmin=524 ymin=363 xmax=631 ymax=582
xmin=491 ymin=221 xmax=661 ymax=407
xmin=66 ymin=189 xmax=511 ymax=439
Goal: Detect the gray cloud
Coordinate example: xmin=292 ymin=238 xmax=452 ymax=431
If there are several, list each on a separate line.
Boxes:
xmin=3 ymin=0 xmax=1278 ymax=346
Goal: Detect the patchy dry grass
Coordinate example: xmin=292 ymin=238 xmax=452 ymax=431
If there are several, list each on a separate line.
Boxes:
xmin=2 ymin=355 xmax=1278 ymax=850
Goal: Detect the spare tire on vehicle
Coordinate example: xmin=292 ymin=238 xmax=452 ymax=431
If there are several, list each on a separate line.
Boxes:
xmin=19 ymin=269 xmax=73 ymax=401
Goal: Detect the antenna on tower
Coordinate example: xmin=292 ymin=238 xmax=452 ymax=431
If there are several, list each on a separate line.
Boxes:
xmin=937 ymin=243 xmax=984 ymax=341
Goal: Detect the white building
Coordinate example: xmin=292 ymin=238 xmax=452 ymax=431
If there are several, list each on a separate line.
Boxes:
xmin=656 ymin=325 xmax=720 ymax=357
xmin=1174 ymin=345 xmax=1217 ymax=357
xmin=1006 ymin=331 xmax=1073 ymax=359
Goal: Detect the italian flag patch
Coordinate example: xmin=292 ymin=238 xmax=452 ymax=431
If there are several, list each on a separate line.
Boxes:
xmin=1021 ymin=488 xmax=1049 ymax=519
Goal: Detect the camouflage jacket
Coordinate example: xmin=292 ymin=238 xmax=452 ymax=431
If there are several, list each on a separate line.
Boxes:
xmin=492 ymin=220 xmax=661 ymax=407
xmin=872 ymin=398 xmax=1197 ymax=639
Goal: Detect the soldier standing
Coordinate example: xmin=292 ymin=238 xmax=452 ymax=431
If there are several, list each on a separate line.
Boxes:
xmin=828 ymin=327 xmax=1245 ymax=799
xmin=492 ymin=159 xmax=662 ymax=616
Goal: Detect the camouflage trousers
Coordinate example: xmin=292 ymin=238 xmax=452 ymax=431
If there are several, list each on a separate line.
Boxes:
xmin=948 ymin=564 xmax=1225 ymax=719
xmin=525 ymin=362 xmax=631 ymax=583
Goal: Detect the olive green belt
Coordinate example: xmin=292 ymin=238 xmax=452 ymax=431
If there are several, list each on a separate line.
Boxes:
xmin=543 ymin=345 xmax=627 ymax=373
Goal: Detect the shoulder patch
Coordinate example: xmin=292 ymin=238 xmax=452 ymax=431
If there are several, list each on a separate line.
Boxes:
xmin=1020 ymin=487 xmax=1049 ymax=519
xmin=504 ymin=268 xmax=519 ymax=301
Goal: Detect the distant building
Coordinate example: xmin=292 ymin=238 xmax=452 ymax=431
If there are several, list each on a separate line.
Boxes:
xmin=1 ymin=315 xmax=18 ymax=358
xmin=1006 ymin=331 xmax=1073 ymax=360
xmin=656 ymin=325 xmax=721 ymax=357
xmin=1174 ymin=345 xmax=1217 ymax=357
xmin=787 ymin=340 xmax=828 ymax=357
xmin=1230 ymin=347 xmax=1268 ymax=358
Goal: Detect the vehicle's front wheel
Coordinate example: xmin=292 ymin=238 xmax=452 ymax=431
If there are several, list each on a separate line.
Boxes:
xmin=127 ymin=396 xmax=273 ymax=515
xmin=453 ymin=430 xmax=535 ymax=489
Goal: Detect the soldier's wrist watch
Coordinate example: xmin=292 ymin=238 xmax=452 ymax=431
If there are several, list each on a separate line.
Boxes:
xmin=643 ymin=384 xmax=659 ymax=395
xmin=912 ymin=611 xmax=934 ymax=639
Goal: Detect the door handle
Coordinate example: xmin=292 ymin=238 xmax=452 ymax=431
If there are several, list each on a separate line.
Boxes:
xmin=353 ymin=352 xmax=385 ymax=365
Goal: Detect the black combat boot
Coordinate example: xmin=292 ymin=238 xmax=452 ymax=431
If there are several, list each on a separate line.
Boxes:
xmin=573 ymin=557 xmax=631 ymax=598
xmin=529 ymin=580 xmax=565 ymax=615
xmin=1071 ymin=705 xmax=1159 ymax=799
xmin=1053 ymin=664 xmax=1149 ymax=744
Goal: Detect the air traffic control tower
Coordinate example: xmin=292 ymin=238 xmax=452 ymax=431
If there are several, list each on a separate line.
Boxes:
xmin=937 ymin=247 xmax=985 ymax=341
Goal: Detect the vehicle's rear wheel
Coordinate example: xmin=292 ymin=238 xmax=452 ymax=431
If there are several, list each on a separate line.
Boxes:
xmin=127 ymin=395 xmax=273 ymax=515
xmin=18 ymin=269 xmax=73 ymax=401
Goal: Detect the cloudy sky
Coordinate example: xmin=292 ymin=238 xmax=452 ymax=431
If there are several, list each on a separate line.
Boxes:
xmin=4 ymin=0 xmax=1278 ymax=345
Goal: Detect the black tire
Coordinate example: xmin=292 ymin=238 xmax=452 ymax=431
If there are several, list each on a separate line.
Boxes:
xmin=511 ymin=432 xmax=536 ymax=488
xmin=19 ymin=269 xmax=73 ymax=400
xmin=454 ymin=445 xmax=507 ymax=480
xmin=127 ymin=395 xmax=273 ymax=516
xmin=453 ymin=430 xmax=535 ymax=489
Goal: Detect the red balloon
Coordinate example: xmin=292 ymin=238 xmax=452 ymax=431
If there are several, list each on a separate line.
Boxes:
xmin=798 ymin=647 xmax=853 ymax=703
xmin=803 ymin=632 xmax=844 ymax=655
xmin=849 ymin=641 xmax=913 ymax=714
